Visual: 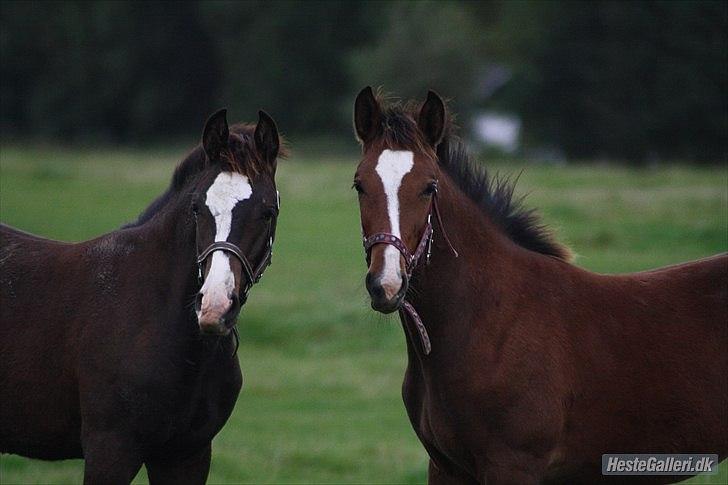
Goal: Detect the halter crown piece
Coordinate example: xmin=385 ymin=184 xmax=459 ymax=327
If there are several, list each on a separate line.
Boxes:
xmin=363 ymin=185 xmax=458 ymax=355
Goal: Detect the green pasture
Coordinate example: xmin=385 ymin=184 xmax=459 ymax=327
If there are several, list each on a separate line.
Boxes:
xmin=0 ymin=145 xmax=726 ymax=484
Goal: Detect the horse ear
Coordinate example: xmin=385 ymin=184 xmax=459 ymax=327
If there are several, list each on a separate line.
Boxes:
xmin=354 ymin=86 xmax=382 ymax=144
xmin=418 ymin=90 xmax=446 ymax=147
xmin=202 ymin=108 xmax=229 ymax=162
xmin=254 ymin=110 xmax=280 ymax=169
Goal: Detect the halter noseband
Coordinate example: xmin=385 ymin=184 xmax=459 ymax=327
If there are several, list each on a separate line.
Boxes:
xmin=195 ymin=191 xmax=279 ymax=303
xmin=362 ymin=185 xmax=457 ymax=356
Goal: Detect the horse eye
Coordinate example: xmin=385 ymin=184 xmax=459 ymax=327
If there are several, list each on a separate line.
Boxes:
xmin=422 ymin=181 xmax=438 ymax=196
xmin=191 ymin=201 xmax=199 ymax=214
xmin=352 ymin=180 xmax=364 ymax=194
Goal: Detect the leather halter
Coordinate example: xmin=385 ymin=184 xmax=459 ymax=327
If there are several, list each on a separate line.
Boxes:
xmin=195 ymin=191 xmax=279 ymax=303
xmin=363 ymin=186 xmax=457 ymax=355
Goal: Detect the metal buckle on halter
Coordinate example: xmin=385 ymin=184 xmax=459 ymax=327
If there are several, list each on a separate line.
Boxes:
xmin=268 ymin=190 xmax=277 ymax=266
xmin=426 ymin=184 xmax=438 ymax=265
xmin=266 ymin=189 xmax=280 ymax=271
xmin=194 ymin=211 xmax=204 ymax=285
xmin=426 ymin=211 xmax=433 ymax=265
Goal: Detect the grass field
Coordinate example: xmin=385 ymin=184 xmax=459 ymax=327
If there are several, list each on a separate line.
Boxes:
xmin=0 ymin=145 xmax=726 ymax=484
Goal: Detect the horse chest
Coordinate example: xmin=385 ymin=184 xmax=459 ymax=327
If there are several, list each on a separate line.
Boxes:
xmin=157 ymin=358 xmax=242 ymax=449
xmin=402 ymin=366 xmax=478 ymax=475
xmin=109 ymin=342 xmax=242 ymax=455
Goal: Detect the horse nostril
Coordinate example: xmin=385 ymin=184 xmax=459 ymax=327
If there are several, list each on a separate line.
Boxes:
xmin=366 ymin=276 xmax=385 ymax=300
xmin=194 ymin=293 xmax=203 ymax=312
xmin=221 ymin=293 xmax=242 ymax=326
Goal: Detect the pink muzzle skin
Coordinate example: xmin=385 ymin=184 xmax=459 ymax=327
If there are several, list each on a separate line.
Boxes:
xmin=197 ymin=291 xmax=232 ymax=330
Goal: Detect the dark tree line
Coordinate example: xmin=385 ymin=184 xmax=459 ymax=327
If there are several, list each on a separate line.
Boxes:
xmin=0 ymin=1 xmax=371 ymax=142
xmin=1 ymin=0 xmax=725 ymax=162
xmin=491 ymin=0 xmax=727 ymax=162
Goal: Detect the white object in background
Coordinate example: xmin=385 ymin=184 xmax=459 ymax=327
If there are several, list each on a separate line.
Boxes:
xmin=474 ymin=113 xmax=521 ymax=153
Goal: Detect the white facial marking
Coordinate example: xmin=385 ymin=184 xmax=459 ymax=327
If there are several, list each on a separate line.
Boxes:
xmin=198 ymin=172 xmax=252 ymax=320
xmin=375 ymin=150 xmax=414 ymax=298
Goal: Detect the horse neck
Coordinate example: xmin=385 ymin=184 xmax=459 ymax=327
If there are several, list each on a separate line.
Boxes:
xmin=127 ymin=190 xmax=199 ymax=314
xmin=407 ymin=173 xmax=531 ymax=361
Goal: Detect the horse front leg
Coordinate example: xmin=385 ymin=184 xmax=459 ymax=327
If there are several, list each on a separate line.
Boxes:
xmin=428 ymin=459 xmax=479 ymax=485
xmin=145 ymin=443 xmax=212 ymax=485
xmin=480 ymin=443 xmax=547 ymax=485
xmin=82 ymin=430 xmax=143 ymax=485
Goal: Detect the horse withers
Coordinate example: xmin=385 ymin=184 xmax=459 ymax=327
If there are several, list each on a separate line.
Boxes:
xmin=0 ymin=109 xmax=283 ymax=484
xmin=352 ymin=86 xmax=727 ymax=484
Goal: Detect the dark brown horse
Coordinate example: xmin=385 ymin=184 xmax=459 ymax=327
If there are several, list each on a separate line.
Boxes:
xmin=352 ymin=87 xmax=727 ymax=484
xmin=0 ymin=109 xmax=283 ymax=484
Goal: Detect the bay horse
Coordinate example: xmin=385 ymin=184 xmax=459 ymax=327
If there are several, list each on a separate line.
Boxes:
xmin=352 ymin=87 xmax=727 ymax=484
xmin=0 ymin=109 xmax=283 ymax=484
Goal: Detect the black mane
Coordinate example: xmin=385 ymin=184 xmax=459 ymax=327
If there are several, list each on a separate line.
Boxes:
xmin=378 ymin=102 xmax=571 ymax=261
xmin=439 ymin=138 xmax=571 ymax=261
xmin=122 ymin=146 xmax=206 ymax=228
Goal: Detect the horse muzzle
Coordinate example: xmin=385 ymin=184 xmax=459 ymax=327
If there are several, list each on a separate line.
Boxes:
xmin=366 ymin=271 xmax=407 ymax=314
xmin=195 ymin=291 xmax=241 ymax=335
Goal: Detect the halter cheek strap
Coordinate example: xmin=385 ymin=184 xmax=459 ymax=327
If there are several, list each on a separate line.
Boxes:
xmin=362 ymin=188 xmax=457 ymax=355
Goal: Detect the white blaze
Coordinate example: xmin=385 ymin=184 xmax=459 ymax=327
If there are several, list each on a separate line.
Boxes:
xmin=375 ymin=150 xmax=414 ymax=298
xmin=198 ymin=172 xmax=252 ymax=319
